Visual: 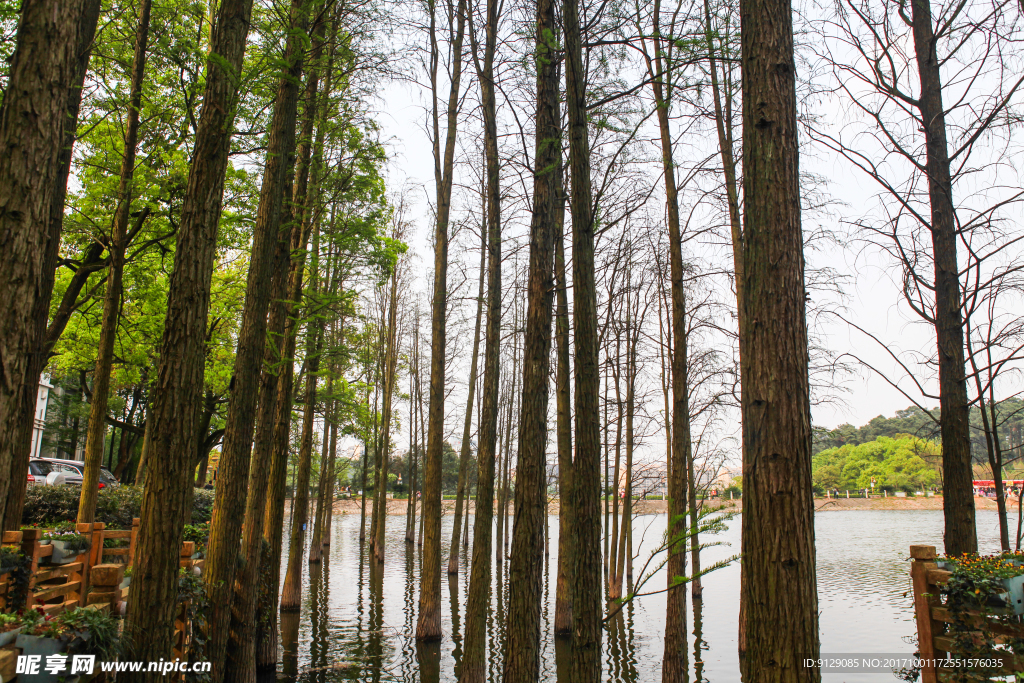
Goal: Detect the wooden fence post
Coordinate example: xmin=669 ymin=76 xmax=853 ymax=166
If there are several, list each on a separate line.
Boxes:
xmin=20 ymin=529 xmax=42 ymax=609
xmin=910 ymin=545 xmax=941 ymax=683
xmin=129 ymin=517 xmax=140 ymax=567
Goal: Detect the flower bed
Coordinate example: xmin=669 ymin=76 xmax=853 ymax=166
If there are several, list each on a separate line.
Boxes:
xmin=937 ymin=552 xmax=1024 ymax=614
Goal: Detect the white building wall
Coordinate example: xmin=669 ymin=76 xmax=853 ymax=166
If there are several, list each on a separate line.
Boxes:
xmin=31 ymin=375 xmax=53 ymax=459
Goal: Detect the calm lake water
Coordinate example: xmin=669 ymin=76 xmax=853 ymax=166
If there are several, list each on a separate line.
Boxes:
xmin=271 ymin=508 xmax=1009 ymax=682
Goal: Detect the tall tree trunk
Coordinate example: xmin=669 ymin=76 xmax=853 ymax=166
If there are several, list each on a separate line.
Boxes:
xmin=417 ymin=0 xmax=468 ymax=642
xmin=644 ymin=1 xmax=694 ymax=676
xmin=368 ymin=322 xmax=385 ymax=553
xmin=78 ymin=0 xmax=153 ymax=524
xmin=279 ymin=220 xmax=326 ymax=611
xmin=448 ymin=224 xmax=486 ymax=574
xmin=311 ymin=410 xmax=338 ymax=560
xmin=552 ymin=163 xmax=574 ymax=636
xmin=310 ymin=399 xmax=334 ymax=563
xmin=123 ymin=0 xmax=256 ymax=675
xmin=739 ymin=0 xmax=820 ymax=673
xmin=502 ymin=0 xmax=559 ymax=672
xmin=5 ymin=0 xmax=103 ymax=531
xmin=204 ymin=0 xmax=311 ymax=676
xmin=222 ymin=183 xmax=292 ymax=683
xmin=0 ymin=0 xmax=101 ymax=531
xmin=254 ymin=15 xmax=330 ymax=659
xmin=322 ymin=417 xmax=338 ymax=546
xmin=909 ymin=0 xmax=977 ymax=557
xmin=700 ymin=0 xmax=745 ymax=645
xmin=564 ymin=0 xmax=602 ymax=672
xmin=372 ymin=264 xmax=401 ymax=565
xmin=609 ymin=333 xmax=623 ymax=599
xmin=615 ymin=308 xmax=636 ymax=598
xmin=407 ymin=314 xmax=422 ymax=544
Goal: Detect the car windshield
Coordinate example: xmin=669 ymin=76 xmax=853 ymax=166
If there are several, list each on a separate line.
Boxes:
xmin=99 ymin=469 xmax=116 ymax=483
xmin=29 ymin=461 xmax=54 ymax=476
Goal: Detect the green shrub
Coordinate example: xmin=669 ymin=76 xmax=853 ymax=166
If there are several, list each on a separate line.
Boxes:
xmin=22 ymin=484 xmax=214 ymax=528
xmin=191 ymin=488 xmax=214 ymax=523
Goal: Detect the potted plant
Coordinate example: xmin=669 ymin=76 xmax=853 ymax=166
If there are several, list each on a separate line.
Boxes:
xmin=59 ymin=607 xmax=126 ymax=662
xmin=120 ymin=565 xmax=132 ymax=590
xmin=15 ymin=607 xmax=125 ymax=683
xmin=42 ymin=523 xmax=90 ymax=564
xmin=0 ymin=612 xmax=24 ymax=647
xmin=15 ymin=607 xmax=69 ymax=683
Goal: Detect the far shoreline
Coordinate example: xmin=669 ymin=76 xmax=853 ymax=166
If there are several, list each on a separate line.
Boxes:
xmin=327 ymin=495 xmax=1020 ymax=515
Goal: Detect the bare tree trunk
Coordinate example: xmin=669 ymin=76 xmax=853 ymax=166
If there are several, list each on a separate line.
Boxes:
xmin=406 ymin=334 xmax=420 ymax=543
xmin=642 ymin=2 xmax=694 ymax=677
xmin=615 ymin=292 xmax=637 ymax=598
xmin=564 ymin=0 xmax=601 ymax=673
xmin=448 ymin=224 xmax=486 ymax=575
xmin=503 ymin=0 xmax=559 ymax=672
xmin=372 ymin=264 xmax=401 ymax=565
xmin=553 ymin=169 xmax=574 ymax=636
xmin=0 ymin=0 xmax=101 ymax=531
xmin=700 ymin=0 xmax=744 ymax=645
xmin=909 ymin=0 xmax=977 ymax=557
xmin=323 ymin=418 xmax=338 ymax=547
xmin=609 ymin=332 xmax=623 ymax=600
xmin=310 ymin=397 xmax=336 ymax=563
xmin=739 ymin=0 xmax=820 ymax=673
xmin=459 ymin=21 xmax=501 ymax=661
xmin=123 ymin=0 xmax=256 ymax=675
xmin=78 ymin=0 xmax=153 ymax=524
xmin=280 ymin=220 xmax=326 ymax=611
xmin=417 ymin=0 xmax=468 ymax=642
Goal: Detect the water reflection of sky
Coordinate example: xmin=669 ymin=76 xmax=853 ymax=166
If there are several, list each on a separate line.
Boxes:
xmin=271 ymin=509 xmax=1008 ymax=683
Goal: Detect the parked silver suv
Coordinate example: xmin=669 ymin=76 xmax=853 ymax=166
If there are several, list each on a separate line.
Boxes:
xmin=33 ymin=458 xmax=119 ymax=489
xmin=27 ymin=459 xmax=66 ymax=487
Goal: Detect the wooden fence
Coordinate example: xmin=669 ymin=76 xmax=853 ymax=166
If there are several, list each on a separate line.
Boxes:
xmin=0 ymin=519 xmax=204 ymax=682
xmin=910 ymin=544 xmax=1024 ymax=682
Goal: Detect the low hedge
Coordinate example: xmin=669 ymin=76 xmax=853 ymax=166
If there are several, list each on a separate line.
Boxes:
xmin=22 ymin=485 xmax=215 ymax=529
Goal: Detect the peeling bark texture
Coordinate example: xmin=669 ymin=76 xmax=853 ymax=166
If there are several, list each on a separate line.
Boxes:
xmin=739 ymin=0 xmax=821 ymax=674
xmin=122 ymin=0 xmax=256 ymax=677
xmin=0 ymin=0 xmax=99 ymax=532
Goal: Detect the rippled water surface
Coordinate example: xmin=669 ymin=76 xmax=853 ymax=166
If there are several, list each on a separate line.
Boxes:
xmin=270 ymin=508 xmax=1008 ymax=682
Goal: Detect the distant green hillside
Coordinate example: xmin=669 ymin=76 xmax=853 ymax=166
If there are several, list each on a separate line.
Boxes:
xmin=812 ymin=435 xmax=940 ymax=494
xmin=814 ymin=399 xmax=1024 ymax=465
